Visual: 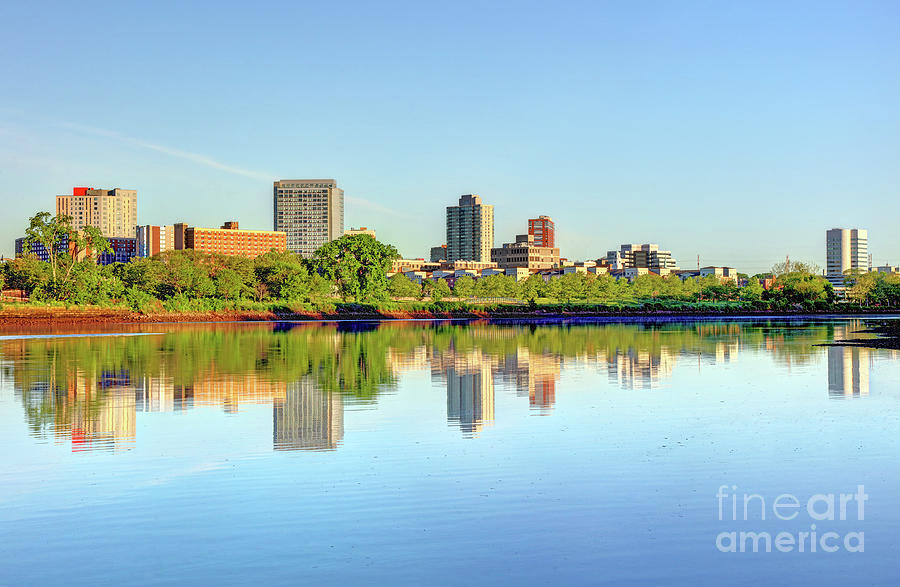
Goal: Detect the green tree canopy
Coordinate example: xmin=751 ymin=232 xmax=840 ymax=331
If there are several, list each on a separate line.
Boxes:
xmin=312 ymin=235 xmax=400 ymax=302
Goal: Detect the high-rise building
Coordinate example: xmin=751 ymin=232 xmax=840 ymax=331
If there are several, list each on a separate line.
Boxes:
xmin=446 ymin=194 xmax=494 ymax=262
xmin=273 ymin=179 xmax=344 ymax=257
xmin=55 ymin=187 xmax=137 ymax=239
xmin=136 ymin=225 xmax=175 ymax=257
xmin=528 ymin=215 xmax=555 ymax=248
xmin=826 ymin=228 xmax=868 ymax=287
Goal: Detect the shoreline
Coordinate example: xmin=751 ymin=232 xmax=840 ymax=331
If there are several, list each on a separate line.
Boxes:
xmin=2 ymin=305 xmax=899 ymax=326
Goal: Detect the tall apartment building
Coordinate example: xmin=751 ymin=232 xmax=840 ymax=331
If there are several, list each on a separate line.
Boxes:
xmin=826 ymin=228 xmax=868 ymax=287
xmin=178 ymin=221 xmax=287 ymax=259
xmin=273 ymin=179 xmax=344 ymax=257
xmin=528 ymin=215 xmax=555 ymax=248
xmin=446 ymin=194 xmax=494 ymax=262
xmin=55 ymin=187 xmax=137 ymax=238
xmin=136 ymin=225 xmax=175 ymax=257
xmin=491 ymin=234 xmax=560 ymax=271
xmin=606 ymin=244 xmax=679 ymax=273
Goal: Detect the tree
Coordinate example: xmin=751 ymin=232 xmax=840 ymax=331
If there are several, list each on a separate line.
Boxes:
xmin=740 ymin=277 xmax=764 ymax=302
xmin=215 ymin=268 xmax=248 ymax=300
xmin=516 ymin=274 xmax=543 ymax=301
xmin=23 ymin=212 xmax=77 ymax=285
xmin=453 ymin=275 xmax=475 ymax=298
xmin=388 ymin=273 xmax=421 ymax=298
xmin=772 ymin=259 xmax=820 ymax=276
xmin=431 ymin=278 xmax=452 ymax=301
xmin=311 ymin=235 xmax=399 ymax=302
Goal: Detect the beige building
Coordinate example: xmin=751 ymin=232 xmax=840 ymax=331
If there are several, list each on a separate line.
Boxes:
xmin=446 ymin=194 xmax=494 ymax=262
xmin=345 ymin=226 xmax=375 ymax=238
xmin=826 ymin=228 xmax=869 ymax=287
xmin=274 ymin=179 xmax=344 ymax=257
xmin=491 ymin=234 xmax=560 ymax=271
xmin=56 ymin=187 xmax=137 ymax=238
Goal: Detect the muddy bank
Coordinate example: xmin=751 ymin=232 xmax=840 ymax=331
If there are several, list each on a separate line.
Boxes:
xmin=823 ymin=320 xmax=900 ymax=350
xmin=2 ymin=305 xmax=899 ymax=329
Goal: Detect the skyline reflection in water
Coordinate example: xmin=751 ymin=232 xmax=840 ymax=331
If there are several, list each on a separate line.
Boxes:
xmin=2 ymin=319 xmax=896 ymax=452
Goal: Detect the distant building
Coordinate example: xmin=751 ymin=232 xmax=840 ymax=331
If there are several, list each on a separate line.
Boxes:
xmin=876 ymin=265 xmax=899 ymax=275
xmin=430 ymin=245 xmax=447 ymax=263
xmin=446 ymin=194 xmax=494 ymax=262
xmin=528 ymin=215 xmax=555 ymax=248
xmin=273 ymin=179 xmax=344 ymax=257
xmin=15 ymin=235 xmax=69 ymax=261
xmin=99 ymin=237 xmax=137 ymax=265
xmin=56 ymin=187 xmax=137 ymax=238
xmin=345 ymin=227 xmax=375 ymax=238
xmin=16 ymin=233 xmax=134 ymax=265
xmin=136 ymin=225 xmax=175 ymax=257
xmin=606 ymin=244 xmax=678 ymax=273
xmin=390 ymin=258 xmax=441 ymax=274
xmin=826 ymin=228 xmax=868 ymax=287
xmin=179 ymin=221 xmax=287 ymax=258
xmin=491 ymin=234 xmax=560 ymax=271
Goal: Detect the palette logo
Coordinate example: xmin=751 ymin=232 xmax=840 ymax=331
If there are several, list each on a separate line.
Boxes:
xmin=715 ymin=485 xmax=867 ymax=553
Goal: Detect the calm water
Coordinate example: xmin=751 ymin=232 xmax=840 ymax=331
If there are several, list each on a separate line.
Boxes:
xmin=1 ymin=318 xmax=899 ymax=585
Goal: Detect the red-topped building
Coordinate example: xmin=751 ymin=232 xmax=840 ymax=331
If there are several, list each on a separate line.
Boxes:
xmin=528 ymin=216 xmax=555 ymax=248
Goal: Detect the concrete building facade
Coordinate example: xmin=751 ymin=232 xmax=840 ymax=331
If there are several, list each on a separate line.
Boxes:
xmin=606 ymin=244 xmax=679 ymax=273
xmin=274 ymin=179 xmax=344 ymax=257
xmin=446 ymin=194 xmax=494 ymax=262
xmin=826 ymin=228 xmax=869 ymax=286
xmin=56 ymin=187 xmax=137 ymax=239
xmin=491 ymin=234 xmax=560 ymax=271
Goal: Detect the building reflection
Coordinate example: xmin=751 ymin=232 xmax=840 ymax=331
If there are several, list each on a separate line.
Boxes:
xmin=273 ymin=378 xmax=344 ymax=451
xmin=437 ymin=351 xmax=496 ymax=436
xmin=827 ymin=346 xmax=870 ymax=398
xmin=499 ymin=347 xmax=560 ymax=414
xmin=9 ymin=320 xmax=884 ymax=451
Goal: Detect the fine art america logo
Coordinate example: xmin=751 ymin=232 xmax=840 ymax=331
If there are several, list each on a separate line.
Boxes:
xmin=715 ymin=485 xmax=867 ymax=553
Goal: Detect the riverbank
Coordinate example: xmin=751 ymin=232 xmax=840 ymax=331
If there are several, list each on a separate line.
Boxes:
xmin=2 ymin=303 xmax=899 ymax=327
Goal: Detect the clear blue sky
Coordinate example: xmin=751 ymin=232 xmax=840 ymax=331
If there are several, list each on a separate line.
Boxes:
xmin=1 ymin=0 xmax=898 ymax=273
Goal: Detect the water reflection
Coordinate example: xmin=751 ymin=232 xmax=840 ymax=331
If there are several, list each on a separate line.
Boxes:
xmin=274 ymin=379 xmax=344 ymax=451
xmin=2 ymin=320 xmax=882 ymax=451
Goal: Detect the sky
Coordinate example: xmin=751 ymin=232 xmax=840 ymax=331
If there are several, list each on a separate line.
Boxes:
xmin=0 ymin=0 xmax=898 ymax=274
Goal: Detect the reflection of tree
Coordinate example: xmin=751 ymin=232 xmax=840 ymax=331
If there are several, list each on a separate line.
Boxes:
xmin=3 ymin=320 xmax=848 ymax=450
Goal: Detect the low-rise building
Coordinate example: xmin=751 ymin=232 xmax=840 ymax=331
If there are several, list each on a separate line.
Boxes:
xmin=876 ymin=265 xmax=899 ymax=275
xmin=100 ymin=237 xmax=137 ymax=264
xmin=607 ymin=244 xmax=678 ymax=273
xmin=345 ymin=227 xmax=375 ymax=238
xmin=491 ymin=234 xmax=560 ymax=271
xmin=179 ymin=221 xmax=287 ymax=259
xmin=699 ymin=266 xmax=738 ymax=281
xmin=391 ymin=258 xmax=442 ymax=274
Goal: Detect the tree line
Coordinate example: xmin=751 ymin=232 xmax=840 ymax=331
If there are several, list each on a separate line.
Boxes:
xmin=3 ymin=211 xmax=899 ymax=312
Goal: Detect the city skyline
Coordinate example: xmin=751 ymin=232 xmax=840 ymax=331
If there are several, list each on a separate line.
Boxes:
xmin=2 ymin=2 xmax=899 ymax=273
